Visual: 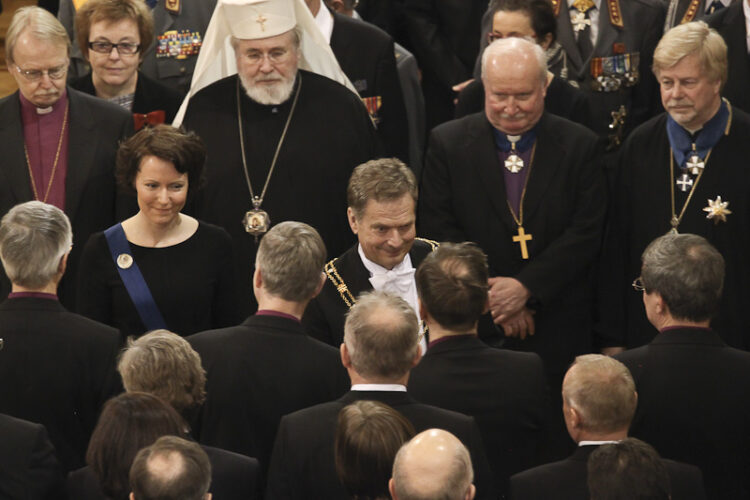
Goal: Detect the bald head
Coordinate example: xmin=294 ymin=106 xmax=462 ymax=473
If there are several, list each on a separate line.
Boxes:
xmin=481 ymin=37 xmax=547 ymax=86
xmin=390 ymin=429 xmax=475 ymax=500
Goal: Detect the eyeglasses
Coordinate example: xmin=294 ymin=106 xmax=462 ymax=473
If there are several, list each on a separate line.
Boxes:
xmin=88 ymin=41 xmax=141 ymax=55
xmin=14 ymin=63 xmax=67 ymax=81
xmin=632 ymin=277 xmax=646 ymax=292
xmin=243 ymin=48 xmax=291 ymax=66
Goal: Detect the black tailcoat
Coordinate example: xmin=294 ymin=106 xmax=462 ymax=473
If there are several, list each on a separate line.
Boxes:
xmin=598 ymin=110 xmax=750 ymax=349
xmin=0 ymin=89 xmax=133 ymax=309
xmin=419 ymin=112 xmax=606 ymax=375
xmin=266 ymin=390 xmax=496 ymax=500
xmin=510 ymin=444 xmax=706 ymax=500
xmin=409 ymin=336 xmax=549 ymax=497
xmin=0 ymin=298 xmax=121 ymax=472
xmin=188 ymin=315 xmax=349 ymax=482
xmin=302 ymin=238 xmax=437 ymax=347
xmin=615 ymin=328 xmax=750 ymax=499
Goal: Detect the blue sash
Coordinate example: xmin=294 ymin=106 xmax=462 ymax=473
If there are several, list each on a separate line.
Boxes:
xmin=103 ymin=224 xmax=167 ymax=332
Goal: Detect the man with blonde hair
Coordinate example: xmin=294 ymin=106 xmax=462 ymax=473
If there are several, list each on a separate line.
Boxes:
xmin=510 ymin=354 xmax=705 ymax=499
xmin=598 ymin=21 xmax=750 ymax=352
xmin=268 ymin=290 xmax=495 ymax=499
xmin=0 ymin=6 xmax=133 ymax=308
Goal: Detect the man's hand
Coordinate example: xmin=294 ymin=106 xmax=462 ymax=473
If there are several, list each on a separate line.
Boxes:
xmin=452 ymin=78 xmax=474 ymax=104
xmin=488 ymin=277 xmax=531 ymax=322
xmin=499 ymin=308 xmax=536 ymax=340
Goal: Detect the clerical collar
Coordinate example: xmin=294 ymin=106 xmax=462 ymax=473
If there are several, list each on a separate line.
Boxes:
xmin=666 ymin=99 xmax=730 ymax=168
xmin=351 ymin=384 xmax=407 ymax=392
xmin=493 ymin=126 xmax=538 ymax=153
xmin=18 ymin=89 xmax=68 ymax=115
xmin=8 ymin=291 xmax=58 ymax=301
xmin=358 ymin=244 xmax=413 ymax=276
xmin=659 ymin=325 xmax=712 ymax=334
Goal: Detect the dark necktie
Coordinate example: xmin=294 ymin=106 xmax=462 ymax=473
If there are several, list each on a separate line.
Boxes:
xmin=706 ymin=0 xmax=725 ymax=14
xmin=572 ymin=0 xmax=595 ymax=61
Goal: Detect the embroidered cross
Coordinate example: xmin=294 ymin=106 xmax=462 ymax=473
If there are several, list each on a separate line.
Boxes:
xmin=256 ymin=14 xmax=268 ymax=31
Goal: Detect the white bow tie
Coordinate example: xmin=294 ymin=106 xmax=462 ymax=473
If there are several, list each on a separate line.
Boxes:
xmin=369 ymin=268 xmax=416 ymax=295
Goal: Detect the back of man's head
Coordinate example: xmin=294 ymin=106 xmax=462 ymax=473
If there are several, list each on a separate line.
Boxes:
xmin=562 ymin=354 xmax=636 ymax=438
xmin=587 ymin=438 xmax=671 ymax=500
xmin=343 ymin=291 xmax=419 ymax=382
xmin=0 ymin=201 xmax=72 ymax=290
xmin=118 ymin=330 xmax=206 ymax=417
xmin=416 ymin=243 xmax=488 ymax=331
xmin=255 ymin=221 xmax=326 ymax=302
xmin=390 ymin=429 xmax=475 ymax=500
xmin=129 ymin=435 xmax=211 ymax=500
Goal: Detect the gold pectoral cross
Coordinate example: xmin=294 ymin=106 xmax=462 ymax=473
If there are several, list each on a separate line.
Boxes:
xmin=513 ymin=226 xmax=533 ymax=260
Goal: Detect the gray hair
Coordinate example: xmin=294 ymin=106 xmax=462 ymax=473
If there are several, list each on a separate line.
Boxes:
xmin=5 ymin=6 xmax=71 ymax=65
xmin=392 ymin=429 xmax=474 ymax=500
xmin=256 ymin=221 xmax=326 ymax=302
xmin=0 ymin=201 xmax=72 ymax=289
xmin=641 ymin=233 xmax=724 ymax=322
xmin=562 ymin=354 xmax=636 ymax=434
xmin=653 ymin=21 xmax=727 ymax=88
xmin=481 ymin=36 xmax=547 ymax=86
xmin=343 ymin=291 xmax=419 ymax=381
xmin=347 ymin=158 xmax=418 ymax=219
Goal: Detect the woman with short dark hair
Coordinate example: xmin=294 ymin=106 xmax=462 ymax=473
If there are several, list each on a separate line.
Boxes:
xmin=77 ymin=125 xmax=239 ymax=338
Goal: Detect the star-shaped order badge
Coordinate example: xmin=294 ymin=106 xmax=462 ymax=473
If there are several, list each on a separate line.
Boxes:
xmin=703 ymin=196 xmax=732 ymax=224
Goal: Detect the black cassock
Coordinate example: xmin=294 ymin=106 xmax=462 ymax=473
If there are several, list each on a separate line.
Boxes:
xmin=598 ymin=108 xmax=750 ymax=349
xmin=183 ymin=71 xmax=381 ymax=316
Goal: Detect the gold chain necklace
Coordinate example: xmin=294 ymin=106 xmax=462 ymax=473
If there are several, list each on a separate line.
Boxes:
xmin=23 ymin=101 xmax=69 ymax=203
xmin=506 ymin=142 xmax=536 ymax=260
xmin=669 ymin=148 xmax=710 ymax=233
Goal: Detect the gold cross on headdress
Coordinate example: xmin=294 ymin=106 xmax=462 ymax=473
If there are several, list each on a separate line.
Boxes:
xmin=256 ymin=14 xmax=268 ymax=31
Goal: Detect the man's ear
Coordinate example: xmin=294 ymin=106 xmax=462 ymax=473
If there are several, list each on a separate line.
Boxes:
xmin=389 ymin=478 xmax=397 ymax=499
xmin=347 ymin=207 xmax=359 ymax=234
xmin=340 ymin=342 xmax=352 ymax=369
xmin=254 ymin=267 xmax=263 ymax=290
xmin=311 ymin=272 xmax=326 ymax=298
xmin=418 ymin=298 xmax=428 ymax=322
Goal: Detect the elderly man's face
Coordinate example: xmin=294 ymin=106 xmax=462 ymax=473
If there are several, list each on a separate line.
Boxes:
xmin=484 ymin=54 xmax=546 ymax=135
xmin=9 ymin=30 xmax=68 ymax=108
xmin=658 ymin=52 xmax=721 ymax=131
xmin=235 ymin=30 xmax=299 ymax=106
xmin=347 ymin=194 xmax=416 ymax=270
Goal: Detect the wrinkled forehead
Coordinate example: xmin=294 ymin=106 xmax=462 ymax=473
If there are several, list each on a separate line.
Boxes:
xmin=234 ymin=29 xmax=296 ymax=52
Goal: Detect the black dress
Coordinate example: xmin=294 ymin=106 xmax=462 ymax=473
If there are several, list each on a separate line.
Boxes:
xmin=76 ymin=221 xmax=240 ymax=338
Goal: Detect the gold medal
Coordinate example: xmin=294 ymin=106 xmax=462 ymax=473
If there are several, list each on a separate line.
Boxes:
xmin=243 ymin=208 xmax=270 ymax=235
xmin=117 ymin=253 xmax=133 ymax=269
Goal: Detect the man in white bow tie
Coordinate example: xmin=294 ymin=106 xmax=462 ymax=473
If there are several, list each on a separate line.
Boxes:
xmin=303 ymin=157 xmax=437 ymax=352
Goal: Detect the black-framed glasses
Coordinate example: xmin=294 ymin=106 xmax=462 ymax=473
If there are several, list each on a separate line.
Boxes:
xmin=88 ymin=41 xmax=141 ymax=55
xmin=14 ymin=63 xmax=67 ymax=81
xmin=632 ymin=277 xmax=646 ymax=292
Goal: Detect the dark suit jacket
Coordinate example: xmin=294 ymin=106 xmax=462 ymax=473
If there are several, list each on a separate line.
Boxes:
xmin=0 ymin=414 xmax=64 ymax=500
xmin=409 ymin=336 xmax=549 ymax=497
xmin=666 ymin=0 xmax=739 ymax=29
xmin=302 ymin=238 xmax=437 ymax=347
xmin=0 ymin=89 xmax=133 ymax=309
xmin=615 ymin=328 xmax=750 ymax=499
xmin=331 ymin=12 xmax=409 ymax=162
xmin=509 ymin=444 xmax=706 ymax=499
xmin=555 ymin=0 xmax=664 ymax=138
xmin=707 ymin=3 xmax=750 ymax=114
xmin=71 ymin=71 xmax=185 ymax=126
xmin=266 ymin=390 xmax=496 ymax=500
xmin=419 ymin=112 xmax=606 ymax=374
xmin=0 ymin=297 xmax=121 ymax=472
xmin=188 ymin=315 xmax=349 ymax=482
xmin=67 ymin=445 xmax=259 ymax=500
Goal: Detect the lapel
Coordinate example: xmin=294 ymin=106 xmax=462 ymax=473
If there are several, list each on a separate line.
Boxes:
xmin=522 ymin=113 xmax=563 ymax=223
xmin=556 ymin=7 xmax=584 ymax=74
xmin=0 ymin=93 xmax=34 ymax=204
xmin=153 ymin=0 xmax=178 ymax=38
xmin=592 ymin=1 xmax=620 ymax=61
xmin=338 ymin=244 xmax=375 ymax=296
xmin=470 ymin=116 xmax=517 ymax=232
xmin=65 ymin=89 xmax=98 ymax=220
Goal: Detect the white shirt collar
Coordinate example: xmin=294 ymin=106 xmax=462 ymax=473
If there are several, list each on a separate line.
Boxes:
xmin=313 ymin=4 xmax=335 ymax=44
xmin=351 ymin=384 xmax=407 ymax=392
xmin=358 ymin=244 xmax=413 ymax=276
xmin=578 ymin=440 xmax=621 ymax=446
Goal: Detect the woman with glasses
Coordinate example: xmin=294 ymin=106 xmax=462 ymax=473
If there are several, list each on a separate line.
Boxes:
xmin=71 ymin=0 xmax=184 ymax=129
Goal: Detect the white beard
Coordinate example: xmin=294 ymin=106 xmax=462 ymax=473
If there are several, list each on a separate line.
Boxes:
xmin=240 ymin=70 xmax=296 ymax=106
